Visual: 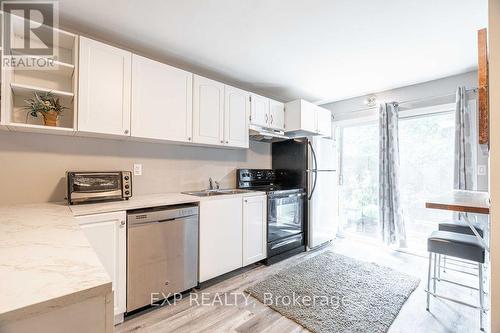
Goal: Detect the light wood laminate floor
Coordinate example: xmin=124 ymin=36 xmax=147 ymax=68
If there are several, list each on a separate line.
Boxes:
xmin=116 ymin=238 xmax=484 ymax=333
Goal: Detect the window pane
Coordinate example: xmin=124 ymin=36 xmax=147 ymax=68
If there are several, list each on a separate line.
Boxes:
xmin=399 ymin=112 xmax=455 ymax=251
xmin=339 ymin=123 xmax=379 ymax=239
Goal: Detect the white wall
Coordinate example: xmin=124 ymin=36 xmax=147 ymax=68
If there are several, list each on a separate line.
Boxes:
xmin=321 ymin=71 xmax=477 ymax=116
xmin=320 ymin=71 xmax=489 ymax=192
xmin=488 ymin=0 xmax=500 ymax=331
xmin=0 ymin=131 xmax=271 ymax=205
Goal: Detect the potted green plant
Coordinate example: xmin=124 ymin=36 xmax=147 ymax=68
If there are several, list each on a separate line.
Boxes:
xmin=23 ymin=91 xmax=67 ymax=127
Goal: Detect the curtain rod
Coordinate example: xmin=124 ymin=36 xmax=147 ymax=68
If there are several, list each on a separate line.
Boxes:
xmin=346 ymin=87 xmax=478 ymax=114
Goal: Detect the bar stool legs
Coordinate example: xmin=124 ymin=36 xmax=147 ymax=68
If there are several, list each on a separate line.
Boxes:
xmin=426 ymin=251 xmax=487 ymax=331
xmin=479 ymin=263 xmax=485 ymax=331
xmin=433 ymin=253 xmax=437 ymax=293
xmin=426 ymin=252 xmax=432 ymax=311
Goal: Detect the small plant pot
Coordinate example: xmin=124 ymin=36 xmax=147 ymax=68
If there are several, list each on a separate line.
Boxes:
xmin=43 ymin=111 xmax=58 ymax=127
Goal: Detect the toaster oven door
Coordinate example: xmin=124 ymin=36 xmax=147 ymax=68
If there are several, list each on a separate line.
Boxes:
xmin=69 ymin=172 xmax=123 ymax=202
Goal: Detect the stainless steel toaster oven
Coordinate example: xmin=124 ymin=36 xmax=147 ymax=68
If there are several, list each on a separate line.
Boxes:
xmin=66 ymin=171 xmax=132 ymax=205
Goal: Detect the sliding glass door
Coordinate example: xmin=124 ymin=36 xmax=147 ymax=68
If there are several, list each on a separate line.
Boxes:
xmin=338 ymin=108 xmax=456 ymax=251
xmin=399 ymin=112 xmax=455 ymax=251
xmin=338 ymin=123 xmax=379 ymax=240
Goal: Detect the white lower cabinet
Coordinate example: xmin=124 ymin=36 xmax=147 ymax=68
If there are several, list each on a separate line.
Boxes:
xmin=76 ymin=211 xmax=126 ymax=324
xmin=199 ymin=194 xmax=267 ymax=283
xmin=199 ymin=197 xmax=243 ymax=282
xmin=243 ymin=195 xmax=267 ymax=265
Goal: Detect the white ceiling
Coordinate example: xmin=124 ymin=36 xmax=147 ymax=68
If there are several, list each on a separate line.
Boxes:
xmin=57 ymin=0 xmax=487 ymax=104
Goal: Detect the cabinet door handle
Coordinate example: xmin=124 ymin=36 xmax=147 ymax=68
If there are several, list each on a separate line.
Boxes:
xmin=226 ymin=140 xmax=229 ymax=144
xmin=265 ymin=114 xmax=268 ymax=124
xmin=188 ymin=137 xmax=192 ymax=141
xmin=220 ymin=140 xmax=224 ymax=143
xmin=124 ymin=129 xmax=129 ymax=135
xmin=270 ymin=115 xmax=273 ymax=124
xmin=120 ymin=220 xmax=126 ymax=227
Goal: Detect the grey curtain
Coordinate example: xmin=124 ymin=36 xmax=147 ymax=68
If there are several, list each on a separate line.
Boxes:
xmin=454 ymin=86 xmax=475 ymax=191
xmin=379 ymin=102 xmax=407 ymax=247
xmin=454 ymin=87 xmax=475 ymax=220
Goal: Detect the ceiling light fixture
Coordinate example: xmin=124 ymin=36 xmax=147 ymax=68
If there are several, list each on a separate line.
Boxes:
xmin=365 ymin=95 xmax=377 ymax=107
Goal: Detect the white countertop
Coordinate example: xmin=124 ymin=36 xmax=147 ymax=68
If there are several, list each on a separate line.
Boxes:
xmin=70 ymin=191 xmax=265 ymax=216
xmin=70 ymin=192 xmax=200 ymax=216
xmin=0 ymin=191 xmax=265 ymax=323
xmin=0 ymin=203 xmax=111 ymax=323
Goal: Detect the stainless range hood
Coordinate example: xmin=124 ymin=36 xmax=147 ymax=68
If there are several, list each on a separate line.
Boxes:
xmin=249 ymin=125 xmax=289 ymax=143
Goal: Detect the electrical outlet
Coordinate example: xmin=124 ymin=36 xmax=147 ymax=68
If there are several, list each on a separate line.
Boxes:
xmin=478 ymin=165 xmax=487 ymax=176
xmin=134 ymin=164 xmax=142 ymax=176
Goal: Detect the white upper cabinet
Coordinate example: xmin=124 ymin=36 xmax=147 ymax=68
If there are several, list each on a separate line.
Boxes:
xmin=269 ymin=99 xmax=285 ymax=130
xmin=285 ymin=99 xmax=331 ymax=137
xmin=224 ymin=85 xmax=249 ymax=148
xmin=78 ymin=37 xmax=132 ymax=136
xmin=131 ymin=55 xmax=193 ymax=142
xmin=243 ymin=195 xmax=267 ymax=266
xmin=316 ymin=106 xmax=332 ymax=137
xmin=250 ymin=93 xmax=270 ymax=128
xmin=193 ymin=75 xmax=225 ymax=145
xmin=250 ymin=94 xmax=284 ymax=131
xmin=193 ymin=76 xmax=249 ymax=148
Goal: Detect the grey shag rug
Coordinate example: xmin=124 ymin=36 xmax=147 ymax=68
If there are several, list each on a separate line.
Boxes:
xmin=246 ymin=252 xmax=420 ymax=333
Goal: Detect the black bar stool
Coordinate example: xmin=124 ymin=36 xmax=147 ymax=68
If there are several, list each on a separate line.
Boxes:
xmin=438 ymin=221 xmax=484 ymax=275
xmin=426 ymin=230 xmax=486 ymax=331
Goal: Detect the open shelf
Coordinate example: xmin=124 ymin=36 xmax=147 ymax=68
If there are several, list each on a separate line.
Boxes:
xmin=6 ymin=122 xmax=75 ymax=135
xmin=1 ymin=16 xmax=78 ymax=135
xmin=11 ymin=82 xmax=74 ymax=98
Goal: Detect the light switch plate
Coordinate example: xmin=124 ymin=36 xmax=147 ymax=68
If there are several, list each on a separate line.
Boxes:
xmin=478 ymin=165 xmax=487 ymax=176
xmin=134 ymin=164 xmax=142 ymax=176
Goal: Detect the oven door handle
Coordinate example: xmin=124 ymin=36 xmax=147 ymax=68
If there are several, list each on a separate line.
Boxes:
xmin=269 ymin=193 xmax=305 ymax=199
xmin=270 ymin=236 xmax=302 ymax=250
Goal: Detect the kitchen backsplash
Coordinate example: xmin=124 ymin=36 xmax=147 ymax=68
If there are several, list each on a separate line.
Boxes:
xmin=0 ymin=131 xmax=271 ymax=205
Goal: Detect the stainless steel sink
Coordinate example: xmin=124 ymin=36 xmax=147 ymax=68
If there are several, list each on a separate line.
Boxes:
xmin=182 ymin=189 xmax=251 ymax=197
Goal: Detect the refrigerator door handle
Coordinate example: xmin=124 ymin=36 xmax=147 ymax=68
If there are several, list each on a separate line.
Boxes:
xmin=308 ymin=170 xmax=318 ymax=200
xmin=308 ymin=141 xmax=319 ymax=200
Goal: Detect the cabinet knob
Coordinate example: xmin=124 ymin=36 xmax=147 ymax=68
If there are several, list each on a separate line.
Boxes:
xmin=270 ymin=115 xmax=273 ymax=124
xmin=244 ymin=199 xmax=248 ymax=203
xmin=265 ymin=114 xmax=268 ymax=123
xmin=220 ymin=140 xmax=224 ymax=143
xmin=188 ymin=137 xmax=192 ymax=141
xmin=120 ymin=220 xmax=126 ymax=227
xmin=124 ymin=129 xmax=129 ymax=135
xmin=225 ymin=141 xmax=229 ymax=144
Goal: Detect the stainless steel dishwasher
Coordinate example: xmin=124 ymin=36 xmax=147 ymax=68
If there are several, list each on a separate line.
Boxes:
xmin=126 ymin=204 xmax=199 ymax=312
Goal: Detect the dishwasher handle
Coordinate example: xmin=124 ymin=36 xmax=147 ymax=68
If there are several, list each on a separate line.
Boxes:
xmin=158 ymin=218 xmax=176 ymax=223
xmin=128 ymin=217 xmax=183 ymax=227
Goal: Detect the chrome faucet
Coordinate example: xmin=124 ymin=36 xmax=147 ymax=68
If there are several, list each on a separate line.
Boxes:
xmin=208 ymin=177 xmax=221 ymax=191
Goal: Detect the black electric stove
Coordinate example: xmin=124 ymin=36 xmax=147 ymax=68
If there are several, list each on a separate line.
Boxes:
xmin=237 ymin=169 xmax=306 ymax=265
